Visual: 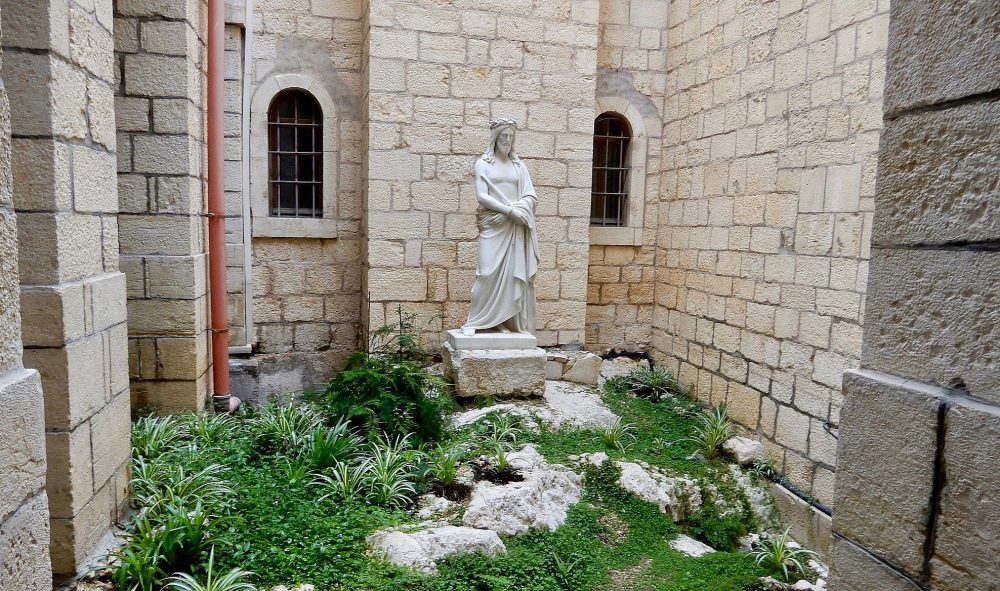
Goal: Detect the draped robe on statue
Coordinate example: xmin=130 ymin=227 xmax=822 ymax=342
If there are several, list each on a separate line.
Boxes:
xmin=463 ymin=157 xmax=539 ymax=333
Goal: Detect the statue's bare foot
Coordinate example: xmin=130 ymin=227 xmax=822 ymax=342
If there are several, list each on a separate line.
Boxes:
xmin=461 ymin=327 xmax=475 ymax=336
xmin=497 ymin=325 xmax=511 ymax=333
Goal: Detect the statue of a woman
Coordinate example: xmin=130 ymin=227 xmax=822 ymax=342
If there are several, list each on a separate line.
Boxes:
xmin=461 ymin=118 xmax=539 ymax=336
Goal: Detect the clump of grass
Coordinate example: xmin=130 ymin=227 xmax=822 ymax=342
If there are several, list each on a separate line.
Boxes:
xmin=132 ymin=415 xmax=185 ymax=459
xmin=250 ymin=402 xmax=324 ymax=453
xmin=751 ymin=528 xmax=817 ymax=582
xmin=624 ymin=366 xmax=680 ymax=402
xmin=689 ymin=405 xmax=734 ymax=460
xmin=600 ymin=419 xmax=637 ymax=453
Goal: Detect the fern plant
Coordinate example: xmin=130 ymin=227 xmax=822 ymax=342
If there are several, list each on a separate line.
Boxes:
xmin=624 ymin=366 xmax=680 ymax=402
xmin=751 ymin=528 xmax=817 ymax=582
xmin=689 ymin=405 xmax=734 ymax=460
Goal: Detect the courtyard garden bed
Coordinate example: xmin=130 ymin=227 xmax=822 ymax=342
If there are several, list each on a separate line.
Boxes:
xmin=97 ymin=350 xmax=825 ymax=591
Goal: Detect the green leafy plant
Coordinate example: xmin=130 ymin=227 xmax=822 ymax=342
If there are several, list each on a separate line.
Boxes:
xmin=111 ymin=540 xmax=163 ymax=591
xmin=313 ymin=461 xmax=367 ymax=504
xmin=165 ymin=547 xmax=257 ymax=591
xmin=133 ymin=415 xmax=185 ymax=459
xmin=312 ymin=354 xmax=449 ymax=445
xmin=748 ymin=457 xmax=775 ymax=484
xmin=366 ymin=304 xmax=439 ymax=363
xmin=624 ymin=366 xmax=680 ymax=402
xmin=183 ymin=412 xmax=240 ymax=449
xmin=491 ymin=443 xmax=513 ymax=475
xmin=427 ymin=443 xmax=466 ymax=487
xmin=551 ymin=551 xmax=583 ymax=587
xmin=131 ymin=460 xmax=232 ymax=511
xmin=481 ymin=411 xmax=524 ymax=449
xmin=600 ymin=418 xmax=637 ymax=453
xmin=303 ymin=418 xmax=360 ymax=470
xmin=751 ymin=528 xmax=817 ymax=582
xmin=689 ymin=405 xmax=735 ymax=460
xmin=364 ymin=435 xmax=419 ymax=508
xmin=250 ymin=402 xmax=324 ymax=454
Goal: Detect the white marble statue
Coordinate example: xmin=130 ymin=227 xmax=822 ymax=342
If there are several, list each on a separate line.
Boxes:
xmin=461 ymin=118 xmax=540 ymax=336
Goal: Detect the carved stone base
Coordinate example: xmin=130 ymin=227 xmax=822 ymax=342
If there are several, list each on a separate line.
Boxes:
xmin=442 ymin=342 xmax=546 ymax=399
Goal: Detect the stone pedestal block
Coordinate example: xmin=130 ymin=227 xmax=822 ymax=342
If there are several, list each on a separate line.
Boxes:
xmin=442 ymin=341 xmax=545 ymax=399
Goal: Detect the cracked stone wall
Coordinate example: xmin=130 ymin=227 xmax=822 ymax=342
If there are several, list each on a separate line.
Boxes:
xmin=361 ymin=0 xmax=598 ymax=349
xmin=0 ymin=5 xmax=53 ymax=588
xmin=829 ymin=1 xmax=1000 ymax=589
xmin=1 ymin=0 xmax=131 ymax=576
xmin=653 ymin=0 xmax=889 ymax=504
xmin=115 ymin=0 xmax=213 ymax=413
xmin=585 ymin=0 xmax=666 ymax=354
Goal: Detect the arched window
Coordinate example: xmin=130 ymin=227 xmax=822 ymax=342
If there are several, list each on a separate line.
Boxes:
xmin=591 ymin=112 xmax=632 ymax=227
xmin=268 ymin=89 xmax=323 ymax=218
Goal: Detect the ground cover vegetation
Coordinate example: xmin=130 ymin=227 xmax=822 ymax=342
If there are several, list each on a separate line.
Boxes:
xmin=104 ymin=325 xmax=815 ymax=590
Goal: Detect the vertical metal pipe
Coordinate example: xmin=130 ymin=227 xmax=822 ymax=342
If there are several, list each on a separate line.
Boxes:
xmin=207 ymin=0 xmax=231 ymax=406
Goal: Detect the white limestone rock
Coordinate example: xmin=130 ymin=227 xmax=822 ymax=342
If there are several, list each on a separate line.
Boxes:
xmin=576 ymin=451 xmax=609 ymax=467
xmin=728 ymin=464 xmax=776 ymax=528
xmin=599 ymin=356 xmax=651 ymax=386
xmin=669 ymin=535 xmax=716 ymax=557
xmin=450 ymin=403 xmax=545 ymax=431
xmin=616 ymin=461 xmax=701 ymax=522
xmin=543 ymin=381 xmax=619 ymax=429
xmin=367 ymin=525 xmax=506 ymax=574
xmin=793 ymin=580 xmax=814 ymax=590
xmin=443 ymin=343 xmax=546 ymax=398
xmin=560 ymin=352 xmax=603 ymax=385
xmin=463 ymin=445 xmax=583 ymax=535
xmin=415 ymin=494 xmax=456 ymax=520
xmin=722 ymin=436 xmax=769 ymax=466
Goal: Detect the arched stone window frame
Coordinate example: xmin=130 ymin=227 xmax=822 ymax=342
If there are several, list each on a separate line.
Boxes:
xmin=250 ymin=74 xmax=338 ymax=238
xmin=590 ymin=96 xmax=659 ymax=246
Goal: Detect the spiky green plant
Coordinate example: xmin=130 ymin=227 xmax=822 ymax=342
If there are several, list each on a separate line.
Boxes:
xmin=183 ymin=412 xmax=240 ymax=449
xmin=304 ymin=418 xmax=360 ymax=469
xmin=751 ymin=528 xmax=817 ymax=582
xmin=314 ymin=461 xmax=367 ymax=504
xmin=111 ymin=540 xmax=163 ymax=591
xmin=165 ymin=547 xmax=257 ymax=591
xmin=364 ymin=434 xmax=418 ymax=508
xmin=600 ymin=419 xmax=637 ymax=453
xmin=481 ymin=411 xmax=524 ymax=449
xmin=131 ymin=460 xmax=232 ymax=511
xmin=132 ymin=415 xmax=185 ymax=460
xmin=427 ymin=443 xmax=466 ymax=487
xmin=689 ymin=405 xmax=734 ymax=460
xmin=250 ymin=403 xmax=324 ymax=453
xmin=624 ymin=366 xmax=680 ymax=401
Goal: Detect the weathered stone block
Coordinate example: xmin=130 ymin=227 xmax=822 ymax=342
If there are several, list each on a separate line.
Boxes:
xmin=0 ymin=492 xmax=52 ymax=591
xmin=833 ymin=370 xmax=941 ymax=574
xmin=884 ymin=0 xmax=1000 ymax=115
xmin=89 ymin=391 xmax=131 ymax=488
xmin=442 ymin=343 xmax=545 ymax=398
xmin=863 ymin=248 xmax=1000 ymax=403
xmin=875 ymin=100 xmax=1000 ymax=245
xmin=929 ymin=400 xmax=1000 ymax=590
xmin=24 ymin=334 xmax=106 ymax=430
xmin=0 ymin=369 xmax=47 ymax=520
xmin=828 ymin=536 xmax=922 ymax=591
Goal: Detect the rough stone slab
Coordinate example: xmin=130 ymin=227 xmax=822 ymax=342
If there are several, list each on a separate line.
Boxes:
xmin=599 ymin=356 xmax=651 ymax=386
xmin=828 ymin=536 xmax=922 ymax=591
xmin=875 ymin=100 xmax=1000 ymax=245
xmin=463 ymin=445 xmax=582 ymax=535
xmin=863 ymin=249 xmax=1000 ymax=403
xmin=542 ymin=380 xmax=619 ymax=429
xmin=0 ymin=369 xmax=47 ymax=520
xmin=669 ymin=534 xmax=715 ymax=557
xmin=884 ymin=0 xmax=1000 ymax=116
xmin=0 ymin=493 xmax=53 ymax=591
xmin=443 ymin=342 xmax=545 ymax=398
xmin=770 ymin=482 xmax=832 ymax=559
xmin=560 ymin=351 xmax=602 ymax=385
xmin=616 ymin=461 xmax=700 ymax=522
xmin=929 ymin=400 xmax=1000 ymax=590
xmin=721 ymin=436 xmax=769 ymax=467
xmin=833 ymin=370 xmax=942 ymax=572
xmin=446 ymin=328 xmax=537 ymax=350
xmin=367 ymin=525 xmax=505 ymax=574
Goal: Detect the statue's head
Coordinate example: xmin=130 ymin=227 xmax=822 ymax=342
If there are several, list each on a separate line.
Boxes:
xmin=483 ymin=118 xmax=519 ymax=163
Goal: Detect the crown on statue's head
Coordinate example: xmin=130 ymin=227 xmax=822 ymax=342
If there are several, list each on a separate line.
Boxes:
xmin=489 ymin=117 xmax=518 ymax=130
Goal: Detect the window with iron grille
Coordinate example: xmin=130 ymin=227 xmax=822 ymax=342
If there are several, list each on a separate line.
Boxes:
xmin=591 ymin=112 xmax=632 ymax=227
xmin=268 ymin=90 xmax=323 ymax=218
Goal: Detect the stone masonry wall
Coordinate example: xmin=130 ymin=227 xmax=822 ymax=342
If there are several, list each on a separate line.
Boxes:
xmin=363 ymin=0 xmax=598 ymax=349
xmin=115 ymin=0 xmax=213 ymax=413
xmin=654 ymin=0 xmax=888 ymax=504
xmin=224 ymin=22 xmax=249 ymax=349
xmin=2 ymin=0 xmax=131 ymax=575
xmin=0 ymin=6 xmax=53 ymax=587
xmin=586 ymin=0 xmax=667 ymax=353
xmin=829 ymin=2 xmax=1000 ymax=589
xmin=246 ymin=0 xmax=365 ymax=392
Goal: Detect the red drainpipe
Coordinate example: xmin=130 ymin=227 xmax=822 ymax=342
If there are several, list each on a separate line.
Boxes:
xmin=207 ymin=0 xmax=234 ymax=411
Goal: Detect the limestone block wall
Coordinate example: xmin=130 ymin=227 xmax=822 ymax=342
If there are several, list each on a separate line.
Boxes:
xmin=0 ymin=9 xmax=53 ymax=586
xmin=244 ymin=0 xmax=365 ymax=390
xmin=2 ymin=0 xmax=131 ymax=575
xmin=224 ymin=22 xmax=249 ymax=348
xmin=654 ymin=0 xmax=888 ymax=503
xmin=115 ymin=0 xmax=213 ymax=412
xmin=829 ymin=2 xmax=1000 ymax=589
xmin=362 ymin=0 xmax=598 ymax=349
xmin=586 ymin=0 xmax=667 ymax=353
